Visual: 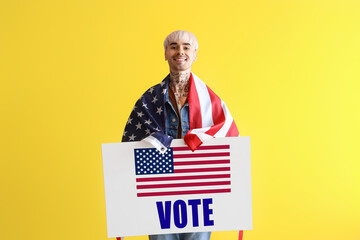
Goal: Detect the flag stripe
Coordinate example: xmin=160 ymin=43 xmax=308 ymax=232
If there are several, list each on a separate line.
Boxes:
xmin=173 ymin=152 xmax=230 ymax=158
xmin=226 ymin=120 xmax=239 ymax=137
xmin=193 ymin=75 xmax=214 ymax=127
xmin=136 ymin=174 xmax=231 ymax=182
xmin=174 ymin=160 xmax=230 ymax=166
xmin=174 ymin=167 xmax=230 ymax=173
xmin=207 ymin=86 xmax=225 ymax=125
xmin=205 ymin=86 xmax=226 ymax=136
xmin=172 ymin=145 xmax=230 ymax=151
xmin=137 ymin=188 xmax=231 ymax=197
xmin=188 ymin=74 xmax=202 ymax=129
xmin=137 ymin=181 xmax=231 ymax=189
xmin=213 ymin=100 xmax=234 ymax=137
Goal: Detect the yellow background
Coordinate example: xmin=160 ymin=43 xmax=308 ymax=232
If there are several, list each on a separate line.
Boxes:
xmin=1 ymin=0 xmax=359 ymax=239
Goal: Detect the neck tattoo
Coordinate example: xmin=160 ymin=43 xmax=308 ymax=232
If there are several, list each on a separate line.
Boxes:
xmin=169 ymin=72 xmax=190 ymax=98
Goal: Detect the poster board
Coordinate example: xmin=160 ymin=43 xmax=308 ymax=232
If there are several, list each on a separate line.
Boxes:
xmin=102 ymin=137 xmax=252 ymax=238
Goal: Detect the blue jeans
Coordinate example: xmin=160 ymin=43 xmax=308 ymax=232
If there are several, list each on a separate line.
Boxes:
xmin=149 ymin=232 xmax=211 ymax=240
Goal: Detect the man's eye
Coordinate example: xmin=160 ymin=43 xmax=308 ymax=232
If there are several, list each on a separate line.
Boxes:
xmin=184 ymin=47 xmax=189 ymax=50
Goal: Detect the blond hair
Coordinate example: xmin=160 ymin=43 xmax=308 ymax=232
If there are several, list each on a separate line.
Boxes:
xmin=163 ymin=30 xmax=199 ymax=51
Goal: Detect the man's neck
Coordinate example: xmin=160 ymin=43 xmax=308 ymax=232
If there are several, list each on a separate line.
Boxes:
xmin=169 ymin=71 xmax=191 ymax=98
xmin=168 ymin=70 xmax=190 ymax=111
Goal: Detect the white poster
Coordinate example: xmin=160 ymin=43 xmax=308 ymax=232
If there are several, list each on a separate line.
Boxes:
xmin=102 ymin=136 xmax=252 ymax=238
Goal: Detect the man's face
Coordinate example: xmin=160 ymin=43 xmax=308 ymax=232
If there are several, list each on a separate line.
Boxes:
xmin=165 ymin=40 xmax=197 ymax=72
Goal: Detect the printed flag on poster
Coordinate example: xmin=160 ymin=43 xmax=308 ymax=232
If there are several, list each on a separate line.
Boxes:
xmin=102 ymin=137 xmax=252 ymax=238
xmin=134 ymin=145 xmax=231 ymax=197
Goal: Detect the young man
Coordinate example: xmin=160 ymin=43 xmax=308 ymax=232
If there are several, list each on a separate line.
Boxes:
xmin=122 ymin=30 xmax=241 ymax=240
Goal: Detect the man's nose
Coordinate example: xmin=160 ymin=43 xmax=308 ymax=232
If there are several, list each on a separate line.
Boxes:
xmin=178 ymin=47 xmax=185 ymax=55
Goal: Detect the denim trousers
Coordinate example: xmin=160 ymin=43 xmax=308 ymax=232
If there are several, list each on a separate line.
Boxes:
xmin=148 ymin=232 xmax=211 ymax=240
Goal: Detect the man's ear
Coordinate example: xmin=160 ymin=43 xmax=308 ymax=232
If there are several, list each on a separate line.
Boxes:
xmin=194 ymin=51 xmax=198 ymax=62
xmin=165 ymin=51 xmax=168 ymax=61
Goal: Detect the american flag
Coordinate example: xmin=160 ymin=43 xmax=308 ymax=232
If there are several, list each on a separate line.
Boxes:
xmin=122 ymin=73 xmax=239 ymax=152
xmin=134 ymin=144 xmax=231 ymax=197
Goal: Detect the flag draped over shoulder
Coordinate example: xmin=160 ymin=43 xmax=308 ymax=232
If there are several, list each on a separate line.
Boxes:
xmin=122 ymin=73 xmax=239 ymax=151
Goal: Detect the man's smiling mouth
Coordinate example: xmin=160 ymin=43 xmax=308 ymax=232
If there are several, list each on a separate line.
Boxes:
xmin=175 ymin=57 xmax=187 ymax=62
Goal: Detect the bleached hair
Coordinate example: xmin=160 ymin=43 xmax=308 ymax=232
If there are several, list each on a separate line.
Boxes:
xmin=163 ymin=30 xmax=199 ymax=51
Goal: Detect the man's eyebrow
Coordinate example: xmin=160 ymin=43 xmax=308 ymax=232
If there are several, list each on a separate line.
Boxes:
xmin=169 ymin=42 xmax=191 ymax=46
